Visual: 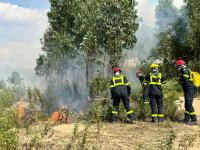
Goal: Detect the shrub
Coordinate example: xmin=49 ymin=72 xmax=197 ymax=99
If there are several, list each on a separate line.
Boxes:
xmin=87 ymin=99 xmax=112 ymax=122
xmin=162 ymin=79 xmax=182 ymax=120
xmin=89 ymin=76 xmax=109 ymax=99
xmin=0 ymin=88 xmax=15 ymax=111
xmin=0 ymin=88 xmax=18 ymax=149
xmin=0 ymin=122 xmax=18 ymax=150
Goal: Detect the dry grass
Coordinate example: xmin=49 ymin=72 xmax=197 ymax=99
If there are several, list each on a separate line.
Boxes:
xmin=17 ymin=120 xmax=200 ymax=150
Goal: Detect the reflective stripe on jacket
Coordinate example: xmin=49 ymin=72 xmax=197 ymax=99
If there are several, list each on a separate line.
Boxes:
xmin=149 ymin=73 xmax=162 ymax=85
xmin=110 ymin=75 xmax=130 ymax=88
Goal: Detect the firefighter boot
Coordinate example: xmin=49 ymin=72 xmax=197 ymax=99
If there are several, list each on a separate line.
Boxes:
xmin=140 ymin=109 xmax=145 ymax=121
xmin=185 ymin=121 xmax=198 ymax=125
xmin=151 ymin=117 xmax=158 ymax=123
xmin=128 ymin=113 xmax=136 ymax=124
xmin=186 ymin=114 xmax=198 ymax=125
xmin=111 ymin=115 xmax=117 ymax=123
xmin=184 ymin=112 xmax=190 ymax=124
xmin=158 ymin=117 xmax=164 ymax=123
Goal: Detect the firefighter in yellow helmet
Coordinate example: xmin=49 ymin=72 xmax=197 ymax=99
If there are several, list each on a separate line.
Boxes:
xmin=145 ymin=64 xmax=166 ymax=123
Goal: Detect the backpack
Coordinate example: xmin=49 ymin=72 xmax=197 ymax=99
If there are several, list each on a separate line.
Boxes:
xmin=191 ymin=71 xmax=200 ymax=87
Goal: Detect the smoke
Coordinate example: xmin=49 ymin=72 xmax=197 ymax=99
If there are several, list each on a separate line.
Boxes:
xmin=129 ymin=0 xmax=157 ymax=60
xmin=43 ymin=56 xmax=89 ymax=112
xmin=125 ymin=0 xmax=185 ymax=62
xmin=123 ymin=0 xmax=185 ymax=85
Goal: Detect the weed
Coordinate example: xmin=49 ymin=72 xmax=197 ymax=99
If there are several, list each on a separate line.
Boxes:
xmin=66 ymin=123 xmax=79 ymax=150
xmin=158 ymin=124 xmax=176 ymax=150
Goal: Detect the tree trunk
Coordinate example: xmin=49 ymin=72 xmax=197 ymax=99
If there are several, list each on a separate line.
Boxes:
xmin=86 ymin=54 xmax=90 ymax=89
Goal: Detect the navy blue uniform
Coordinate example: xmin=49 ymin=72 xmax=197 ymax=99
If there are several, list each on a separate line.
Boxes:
xmin=179 ymin=67 xmax=197 ymax=122
xmin=145 ymin=73 xmax=166 ymax=122
xmin=138 ymin=75 xmax=149 ymax=102
xmin=110 ymin=74 xmax=134 ymax=122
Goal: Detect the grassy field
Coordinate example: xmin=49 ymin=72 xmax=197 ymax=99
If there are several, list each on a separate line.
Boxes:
xmin=17 ymin=120 xmax=200 ymax=150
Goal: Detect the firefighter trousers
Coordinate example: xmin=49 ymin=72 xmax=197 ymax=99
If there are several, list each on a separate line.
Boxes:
xmin=111 ymin=89 xmax=134 ymax=122
xmin=150 ymin=93 xmax=164 ymax=120
xmin=184 ymin=87 xmax=197 ymax=122
xmin=112 ymin=90 xmax=130 ymax=112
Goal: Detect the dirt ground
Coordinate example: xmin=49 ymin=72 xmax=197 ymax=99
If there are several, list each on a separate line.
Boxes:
xmin=179 ymin=97 xmax=200 ymax=118
xmin=193 ymin=98 xmax=200 ymax=117
xmin=18 ymin=121 xmax=200 ymax=150
xmin=18 ymin=98 xmax=200 ymax=150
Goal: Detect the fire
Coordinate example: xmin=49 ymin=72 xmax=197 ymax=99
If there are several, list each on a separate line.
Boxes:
xmin=50 ymin=111 xmax=63 ymax=123
xmin=49 ymin=108 xmax=71 ymax=124
xmin=18 ymin=97 xmax=27 ymax=121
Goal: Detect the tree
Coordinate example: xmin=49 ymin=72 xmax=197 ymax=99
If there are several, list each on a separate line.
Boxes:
xmin=35 ymin=0 xmax=138 ymax=109
xmin=97 ymin=0 xmax=138 ymax=66
xmin=185 ymin=0 xmax=200 ymax=70
xmin=7 ymin=71 xmax=26 ymax=101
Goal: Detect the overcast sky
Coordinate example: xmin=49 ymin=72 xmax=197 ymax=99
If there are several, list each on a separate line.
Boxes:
xmin=0 ymin=0 xmax=184 ymax=69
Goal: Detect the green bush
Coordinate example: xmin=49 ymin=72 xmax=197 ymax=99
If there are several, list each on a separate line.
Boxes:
xmin=0 ymin=88 xmax=15 ymax=111
xmin=0 ymin=87 xmax=19 ymax=149
xmin=0 ymin=122 xmax=18 ymax=150
xmin=163 ymin=79 xmax=182 ymax=120
xmin=130 ymin=84 xmax=151 ymax=119
xmin=89 ymin=76 xmax=109 ymax=99
xmin=87 ymin=99 xmax=112 ymax=122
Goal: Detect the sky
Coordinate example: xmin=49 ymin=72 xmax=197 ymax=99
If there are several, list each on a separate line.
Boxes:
xmin=0 ymin=0 xmax=49 ymax=69
xmin=0 ymin=0 xmax=184 ymax=70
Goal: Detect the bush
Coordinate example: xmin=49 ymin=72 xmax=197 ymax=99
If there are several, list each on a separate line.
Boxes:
xmin=0 ymin=89 xmax=18 ymax=149
xmin=0 ymin=88 xmax=15 ymax=111
xmin=0 ymin=122 xmax=18 ymax=150
xmin=87 ymin=99 xmax=112 ymax=122
xmin=130 ymin=84 xmax=151 ymax=119
xmin=162 ymin=79 xmax=183 ymax=120
xmin=89 ymin=76 xmax=109 ymax=99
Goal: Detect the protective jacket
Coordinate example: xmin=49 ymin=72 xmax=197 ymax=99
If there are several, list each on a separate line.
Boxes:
xmin=110 ymin=74 xmax=131 ymax=97
xmin=179 ymin=67 xmax=194 ymax=88
xmin=178 ymin=66 xmax=197 ymax=122
xmin=145 ymin=73 xmax=166 ymax=95
xmin=110 ymin=74 xmax=134 ymax=123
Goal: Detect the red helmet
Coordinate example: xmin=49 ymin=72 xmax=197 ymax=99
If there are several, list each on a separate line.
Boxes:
xmin=176 ymin=59 xmax=185 ymax=66
xmin=113 ymin=67 xmax=121 ymax=73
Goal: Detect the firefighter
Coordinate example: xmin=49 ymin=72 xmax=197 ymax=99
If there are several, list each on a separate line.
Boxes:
xmin=110 ymin=67 xmax=135 ymax=123
xmin=145 ymin=64 xmax=166 ymax=123
xmin=136 ymin=70 xmax=150 ymax=121
xmin=176 ymin=59 xmax=198 ymax=125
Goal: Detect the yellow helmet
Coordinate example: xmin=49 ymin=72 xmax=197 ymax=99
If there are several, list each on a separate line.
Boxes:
xmin=150 ymin=63 xmax=159 ymax=68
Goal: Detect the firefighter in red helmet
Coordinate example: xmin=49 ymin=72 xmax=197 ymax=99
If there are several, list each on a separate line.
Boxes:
xmin=110 ymin=66 xmax=135 ymax=123
xmin=176 ymin=59 xmax=198 ymax=125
